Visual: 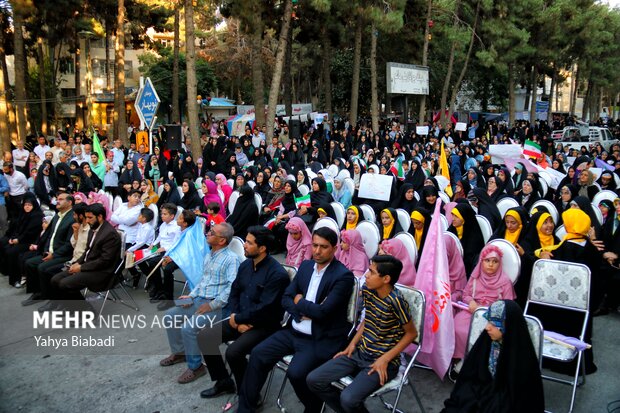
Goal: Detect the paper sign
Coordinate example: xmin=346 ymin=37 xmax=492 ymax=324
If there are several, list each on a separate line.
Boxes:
xmin=455 ymin=122 xmax=467 ymax=131
xmin=358 ymin=174 xmax=393 ymax=201
xmin=488 ymin=144 xmax=522 ymax=165
xmin=416 ymin=126 xmax=429 ymax=135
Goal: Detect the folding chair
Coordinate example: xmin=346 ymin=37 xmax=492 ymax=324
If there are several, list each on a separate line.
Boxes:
xmin=331 ymin=202 xmax=346 ymax=228
xmin=83 ymin=230 xmax=140 ymax=316
xmin=466 ymin=307 xmax=544 ymax=366
xmin=274 ymin=278 xmax=361 ymax=412
xmin=524 ymin=259 xmax=591 ymax=413
xmin=395 ymin=209 xmax=411 ymax=232
xmin=331 ymin=284 xmax=427 ymax=413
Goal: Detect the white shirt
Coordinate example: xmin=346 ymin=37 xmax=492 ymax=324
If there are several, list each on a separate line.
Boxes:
xmin=127 ymin=222 xmax=155 ymax=252
xmin=34 ymin=144 xmax=51 ymax=160
xmin=292 ymin=262 xmax=329 ymax=335
xmin=12 ymin=148 xmax=29 ymax=168
xmin=154 ymin=220 xmax=181 ymax=251
xmin=48 ymin=209 xmax=70 ymax=254
xmin=110 ymin=203 xmax=142 ymax=243
xmin=6 ymin=170 xmax=29 ymax=196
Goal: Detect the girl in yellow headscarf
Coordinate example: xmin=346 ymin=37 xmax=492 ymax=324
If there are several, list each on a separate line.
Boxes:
xmin=490 ymin=208 xmax=528 ymax=253
xmin=537 ymin=209 xmax=590 ymax=258
xmin=380 ymin=208 xmax=403 ymax=240
xmin=409 ymin=208 xmax=432 ymax=260
xmin=344 ymin=206 xmax=363 ymax=230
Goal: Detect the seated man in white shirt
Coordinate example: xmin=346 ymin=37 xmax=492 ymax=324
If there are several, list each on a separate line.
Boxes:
xmin=138 ymin=203 xmax=181 ymax=307
xmin=110 ymin=189 xmax=142 ymax=245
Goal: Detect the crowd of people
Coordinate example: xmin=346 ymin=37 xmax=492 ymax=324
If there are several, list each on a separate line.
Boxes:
xmin=2 ymin=113 xmax=620 ymax=412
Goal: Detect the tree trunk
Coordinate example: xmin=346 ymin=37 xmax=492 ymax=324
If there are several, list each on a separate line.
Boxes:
xmin=38 ymin=38 xmax=48 ymax=135
xmin=283 ymin=24 xmax=293 ymax=117
xmin=547 ymin=65 xmax=556 ymax=123
xmin=171 ymin=4 xmax=180 ymax=123
xmin=114 ymin=0 xmax=128 ymax=145
xmin=185 ymin=0 xmax=200 ymax=157
xmin=449 ymin=0 xmax=480 ymax=120
xmin=321 ymin=27 xmax=332 ymax=115
xmin=105 ymin=26 xmax=111 ymax=91
xmin=265 ymin=0 xmax=293 ymax=140
xmin=439 ymin=42 xmax=456 ymax=126
xmin=570 ymin=64 xmax=579 ymax=116
xmin=418 ymin=0 xmax=432 ymax=123
xmin=529 ymin=66 xmax=537 ymax=124
xmin=75 ymin=41 xmax=83 ymax=130
xmin=349 ymin=15 xmax=363 ymax=128
xmin=582 ymin=76 xmax=591 ymax=121
xmin=12 ymin=7 xmax=28 ymax=142
xmin=251 ymin=22 xmax=265 ymax=130
xmin=370 ymin=23 xmax=379 ymax=133
xmin=523 ymin=67 xmax=532 ymax=115
xmin=0 ymin=49 xmax=9 ymax=151
xmin=508 ymin=63 xmax=516 ymax=126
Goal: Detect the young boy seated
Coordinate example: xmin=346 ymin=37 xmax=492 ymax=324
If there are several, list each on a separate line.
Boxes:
xmin=126 ymin=207 xmax=156 ymax=287
xmin=306 ymin=254 xmax=417 ymax=413
xmin=205 ymin=201 xmax=225 ymax=231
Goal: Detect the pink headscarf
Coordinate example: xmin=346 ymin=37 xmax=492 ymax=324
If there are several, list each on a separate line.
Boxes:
xmin=216 ymin=173 xmax=233 ymax=206
xmin=203 ymin=180 xmax=226 ymax=218
xmin=88 ymin=192 xmax=113 ymax=223
xmin=443 ymin=233 xmax=467 ymax=301
xmin=73 ymin=192 xmax=88 ymax=204
xmin=285 ymin=217 xmax=313 ymax=267
xmin=469 ymin=244 xmax=512 ymax=290
xmin=337 ymin=229 xmax=369 ymax=276
xmin=381 ymin=238 xmax=417 ymax=286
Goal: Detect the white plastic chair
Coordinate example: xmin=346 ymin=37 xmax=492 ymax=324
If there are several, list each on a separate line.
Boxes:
xmin=298 ymin=184 xmax=310 ymax=196
xmin=591 ymin=203 xmax=603 ymax=225
xmin=218 ymin=189 xmax=225 ymax=203
xmin=147 ymin=203 xmax=158 ymax=231
xmin=496 ymin=197 xmax=519 ymax=218
xmin=228 ymin=236 xmax=246 ymax=261
xmin=227 ymin=178 xmax=234 ymax=188
xmin=331 ymin=201 xmax=346 ymax=228
xmin=438 ymin=191 xmax=450 ymax=205
xmin=592 ymin=189 xmax=616 ymax=209
xmin=524 ymin=259 xmax=592 ymax=413
xmin=254 ymin=193 xmax=263 ymax=214
xmin=444 ymin=231 xmax=463 ymax=257
xmin=486 ymin=239 xmax=520 ymax=284
xmin=113 ymin=195 xmax=122 ymax=212
xmin=356 ymin=220 xmax=381 ymax=258
xmin=157 ymin=185 xmax=164 ymax=197
xmin=395 ymin=231 xmax=418 ymax=265
xmin=530 ymin=200 xmax=559 ymax=224
xmin=228 ymin=191 xmax=240 ymax=215
xmin=195 ymin=177 xmax=202 ymax=188
xmin=359 ymin=204 xmax=376 ymax=223
xmin=247 ymin=180 xmax=256 ymax=189
xmin=343 ymin=177 xmax=355 ymax=196
xmin=555 ymin=224 xmax=567 ymax=240
xmin=440 ymin=214 xmax=449 ymax=231
xmin=476 ymin=215 xmax=493 ymax=243
xmin=327 ymin=164 xmax=339 ymax=178
xmin=395 ymin=208 xmax=411 ymax=232
xmin=314 ymin=217 xmax=340 ymax=242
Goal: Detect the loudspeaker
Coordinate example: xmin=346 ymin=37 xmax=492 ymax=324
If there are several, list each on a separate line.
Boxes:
xmin=166 ymin=124 xmax=182 ymax=150
xmin=290 ymin=120 xmax=301 ymax=139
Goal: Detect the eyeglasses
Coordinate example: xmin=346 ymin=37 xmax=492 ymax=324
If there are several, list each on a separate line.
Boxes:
xmin=208 ymin=229 xmax=223 ymax=238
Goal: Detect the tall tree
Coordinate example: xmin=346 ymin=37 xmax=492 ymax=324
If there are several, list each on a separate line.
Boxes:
xmin=185 ymin=0 xmax=200 ymax=157
xmin=265 ymin=0 xmax=293 ymax=140
xmin=37 ymin=38 xmax=47 ymax=135
xmin=10 ymin=0 xmax=29 ymax=142
xmin=171 ymin=2 xmax=180 ymax=123
xmin=349 ymin=14 xmax=362 ymax=127
xmin=114 ymin=0 xmax=128 ymax=144
xmin=418 ymin=0 xmax=432 ymax=123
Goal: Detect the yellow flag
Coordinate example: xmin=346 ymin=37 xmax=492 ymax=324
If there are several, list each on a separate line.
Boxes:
xmin=440 ymin=140 xmax=453 ymax=197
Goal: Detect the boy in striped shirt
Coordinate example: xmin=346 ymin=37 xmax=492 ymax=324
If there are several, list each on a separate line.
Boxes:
xmin=307 ymin=255 xmax=417 ymax=413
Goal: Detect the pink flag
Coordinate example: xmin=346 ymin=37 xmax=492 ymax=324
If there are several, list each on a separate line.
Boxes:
xmin=413 ymin=199 xmax=455 ymax=379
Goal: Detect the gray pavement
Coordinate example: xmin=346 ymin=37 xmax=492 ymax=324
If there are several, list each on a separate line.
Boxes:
xmin=0 ymin=264 xmax=619 ymax=413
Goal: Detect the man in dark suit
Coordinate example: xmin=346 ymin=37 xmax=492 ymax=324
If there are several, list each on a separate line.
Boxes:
xmin=40 ymin=203 xmax=121 ymax=311
xmin=237 ymin=227 xmax=355 ymax=413
xmin=21 ymin=194 xmax=75 ymax=305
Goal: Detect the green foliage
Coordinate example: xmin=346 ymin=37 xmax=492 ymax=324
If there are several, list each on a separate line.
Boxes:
xmin=138 ymin=48 xmax=218 ymax=119
xmin=26 ymin=57 xmax=58 ymax=133
xmin=331 ymin=49 xmax=371 ymax=113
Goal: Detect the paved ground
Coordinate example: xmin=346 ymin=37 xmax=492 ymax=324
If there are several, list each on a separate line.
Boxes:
xmin=0 ymin=262 xmax=618 ymax=413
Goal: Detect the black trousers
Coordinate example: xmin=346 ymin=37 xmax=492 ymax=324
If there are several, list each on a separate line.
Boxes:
xmin=306 ymin=349 xmax=398 ymax=413
xmin=237 ymin=329 xmax=331 ymax=413
xmin=50 ymin=270 xmax=112 ymax=300
xmin=25 ymin=253 xmax=69 ymax=296
xmin=138 ymin=254 xmax=175 ymax=299
xmin=198 ymin=321 xmax=275 ymax=389
xmin=0 ymin=237 xmax=29 ymax=284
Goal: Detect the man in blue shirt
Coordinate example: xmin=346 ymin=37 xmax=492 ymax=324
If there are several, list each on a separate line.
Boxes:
xmin=159 ymin=222 xmax=240 ymax=384
xmin=0 ymin=171 xmax=9 ymax=237
xmin=197 ymin=226 xmax=290 ymax=400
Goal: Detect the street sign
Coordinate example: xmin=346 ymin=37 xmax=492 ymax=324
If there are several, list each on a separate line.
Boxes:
xmin=135 ymin=77 xmax=160 ymax=130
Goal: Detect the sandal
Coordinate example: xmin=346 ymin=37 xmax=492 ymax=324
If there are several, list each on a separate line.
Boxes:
xmin=177 ymin=365 xmax=206 ymax=384
xmin=159 ymin=353 xmax=186 ymax=367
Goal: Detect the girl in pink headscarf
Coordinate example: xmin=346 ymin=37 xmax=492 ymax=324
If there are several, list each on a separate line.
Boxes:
xmin=379 ymin=238 xmax=417 ymax=286
xmin=336 ymin=229 xmax=369 ymax=277
xmin=88 ymin=191 xmax=113 ymax=223
xmin=452 ymin=244 xmax=515 ymax=359
xmin=285 ymin=217 xmax=312 ymax=267
xmin=201 ymin=180 xmax=226 ymax=218
xmin=443 ymin=233 xmax=467 ymax=302
xmin=215 ymin=173 xmax=233 ymax=208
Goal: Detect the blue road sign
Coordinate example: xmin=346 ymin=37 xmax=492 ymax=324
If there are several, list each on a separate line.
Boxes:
xmin=135 ymin=78 xmax=160 ymax=129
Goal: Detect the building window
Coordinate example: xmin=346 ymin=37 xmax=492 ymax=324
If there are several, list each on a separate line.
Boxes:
xmin=124 ymin=60 xmax=133 ymax=79
xmin=59 ymin=57 xmax=75 ymax=74
xmin=61 ymin=88 xmax=77 ymax=98
xmin=92 ymin=59 xmax=109 ymax=78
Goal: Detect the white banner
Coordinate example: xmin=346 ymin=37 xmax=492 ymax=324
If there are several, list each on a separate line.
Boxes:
xmin=416 ymin=126 xmax=429 ymax=136
xmin=488 ymin=144 xmax=522 ymax=165
xmin=358 ymin=174 xmax=393 ymax=201
xmin=455 ymin=122 xmax=467 ymax=132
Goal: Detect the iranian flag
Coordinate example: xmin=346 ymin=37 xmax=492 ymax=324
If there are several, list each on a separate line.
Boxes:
xmin=295 ymin=194 xmax=311 ymax=209
xmin=523 ymin=139 xmax=542 ymax=158
xmin=133 ymin=246 xmax=158 ymax=264
xmin=264 ymin=217 xmax=277 ymax=230
xmin=390 ymin=158 xmax=405 ymax=181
